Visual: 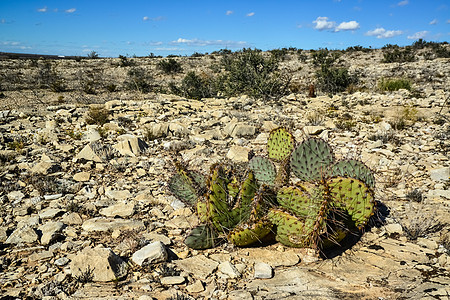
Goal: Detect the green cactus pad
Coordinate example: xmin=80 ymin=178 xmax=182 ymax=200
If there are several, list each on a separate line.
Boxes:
xmin=331 ymin=159 xmax=375 ymax=189
xmin=328 ymin=176 xmax=375 ymax=228
xmin=268 ymin=208 xmax=309 ymax=247
xmin=267 ymin=127 xmax=295 ymax=162
xmin=249 ymin=156 xmax=277 ymax=187
xmin=276 ymin=186 xmax=315 ymax=217
xmin=290 ymin=137 xmax=334 ymax=182
xmin=184 ymin=225 xmax=219 ymax=250
xmin=228 ymin=219 xmax=273 ymax=247
xmin=168 ymin=171 xmax=198 ymax=206
xmin=238 ymin=171 xmax=258 ymax=209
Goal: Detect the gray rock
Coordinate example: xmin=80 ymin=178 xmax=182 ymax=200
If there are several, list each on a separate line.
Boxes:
xmin=5 ymin=225 xmax=39 ymax=244
xmin=113 ymin=134 xmax=148 ymax=156
xmin=254 ymin=262 xmax=273 ymax=279
xmin=175 ymin=255 xmax=219 ymax=280
xmin=430 ymin=167 xmax=449 ymax=182
xmin=69 ymin=247 xmax=128 ymax=282
xmin=7 ymin=190 xmax=25 ymax=202
xmin=38 ymin=221 xmax=65 ymax=245
xmin=160 ymin=276 xmax=185 ymax=285
xmin=105 ymin=188 xmax=132 ymax=200
xmin=146 ymin=122 xmax=169 ymax=138
xmin=228 ymin=290 xmax=254 ymax=300
xmin=38 ymin=208 xmax=65 ymax=220
xmin=81 ymin=217 xmax=145 ymax=232
xmin=384 ymin=223 xmax=403 ymax=236
xmin=131 ymin=241 xmax=168 ymax=266
xmin=54 ymin=257 xmax=70 ymax=266
xmin=232 ymin=124 xmax=256 ymax=137
xmin=99 ymin=201 xmax=135 ymax=218
xmin=218 ymin=261 xmax=241 ymax=278
xmin=75 ymin=144 xmax=102 ymax=162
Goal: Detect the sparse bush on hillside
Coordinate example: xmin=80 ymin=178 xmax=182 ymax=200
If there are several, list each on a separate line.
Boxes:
xmin=382 ymin=47 xmax=415 ymax=63
xmin=217 ymin=48 xmax=291 ymax=100
xmin=87 ymin=51 xmax=99 ymax=59
xmin=170 ymin=71 xmax=217 ymax=100
xmin=85 ymin=105 xmax=110 ymax=125
xmin=378 ymin=78 xmax=412 ymax=91
xmin=311 ymin=48 xmax=341 ymax=67
xmin=315 ymin=65 xmax=357 ymax=95
xmin=36 ymin=59 xmax=67 ymax=92
xmin=124 ymin=67 xmax=153 ymax=93
xmin=158 ymin=58 xmax=183 ymax=74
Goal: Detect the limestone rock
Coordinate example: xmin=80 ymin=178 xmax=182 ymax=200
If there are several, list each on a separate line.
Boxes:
xmin=254 ymin=262 xmax=273 ymax=279
xmin=38 ymin=221 xmax=65 ymax=245
xmin=226 ymin=145 xmax=250 ymax=163
xmin=82 ymin=217 xmax=145 ymax=232
xmin=175 ymin=255 xmax=219 ymax=280
xmin=99 ymin=201 xmax=135 ymax=218
xmin=69 ymin=247 xmax=128 ymax=282
xmin=113 ymin=134 xmax=148 ymax=156
xmin=5 ymin=225 xmax=39 ymax=244
xmin=131 ymin=241 xmax=168 ymax=266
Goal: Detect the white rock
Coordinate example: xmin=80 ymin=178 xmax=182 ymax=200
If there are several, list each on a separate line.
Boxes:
xmin=131 ymin=241 xmax=168 ymax=266
xmin=218 ymin=261 xmax=241 ymax=278
xmin=5 ymin=225 xmax=39 ymax=244
xmin=160 ymin=276 xmax=185 ymax=285
xmin=254 ymin=262 xmax=273 ymax=279
xmin=430 ymin=167 xmax=449 ymax=182
xmin=38 ymin=221 xmax=65 ymax=245
xmin=226 ymin=145 xmax=250 ymax=163
xmin=99 ymin=201 xmax=135 ymax=218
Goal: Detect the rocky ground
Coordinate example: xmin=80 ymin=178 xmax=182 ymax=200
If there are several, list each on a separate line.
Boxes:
xmin=0 ymin=48 xmax=449 ymax=299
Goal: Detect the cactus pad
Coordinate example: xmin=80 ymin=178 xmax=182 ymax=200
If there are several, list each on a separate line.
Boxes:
xmin=267 ymin=127 xmax=295 ymax=162
xmin=184 ymin=225 xmax=219 ymax=250
xmin=228 ymin=219 xmax=273 ymax=247
xmin=268 ymin=208 xmax=309 ymax=247
xmin=290 ymin=138 xmax=334 ymax=182
xmin=168 ymin=171 xmax=198 ymax=206
xmin=249 ymin=156 xmax=277 ymax=187
xmin=331 ymin=159 xmax=375 ymax=189
xmin=328 ymin=176 xmax=375 ymax=228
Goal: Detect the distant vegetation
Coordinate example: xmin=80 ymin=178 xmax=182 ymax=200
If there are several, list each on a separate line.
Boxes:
xmin=0 ymin=40 xmax=448 ymax=101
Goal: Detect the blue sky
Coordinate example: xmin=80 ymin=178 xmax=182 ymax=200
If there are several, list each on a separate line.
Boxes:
xmin=0 ymin=0 xmax=449 ymax=57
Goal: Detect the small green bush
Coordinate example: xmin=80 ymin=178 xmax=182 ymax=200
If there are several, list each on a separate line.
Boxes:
xmin=86 ymin=106 xmax=110 ymax=125
xmin=315 ymin=65 xmax=357 ymax=94
xmin=124 ymin=67 xmax=153 ymax=93
xmin=217 ymin=48 xmax=291 ymax=100
xmin=378 ymin=78 xmax=411 ymax=91
xmin=158 ymin=58 xmax=183 ymax=74
xmin=382 ymin=47 xmax=415 ymax=63
xmin=171 ymin=71 xmax=217 ymax=100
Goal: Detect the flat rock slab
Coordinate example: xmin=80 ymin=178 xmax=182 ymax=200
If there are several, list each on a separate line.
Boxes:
xmin=99 ymin=201 xmax=135 ymax=218
xmin=237 ymin=248 xmax=300 ymax=267
xmin=70 ymin=247 xmax=128 ymax=282
xmin=82 ymin=217 xmax=145 ymax=232
xmin=5 ymin=225 xmax=39 ymax=244
xmin=175 ymin=255 xmax=219 ymax=280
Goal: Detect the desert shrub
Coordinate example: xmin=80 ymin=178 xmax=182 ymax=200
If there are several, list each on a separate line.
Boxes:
xmin=118 ymin=55 xmax=134 ymax=67
xmin=378 ymin=78 xmax=412 ymax=91
xmin=105 ymin=83 xmax=117 ymax=92
xmin=217 ymin=48 xmax=291 ymax=100
xmin=158 ymin=58 xmax=183 ymax=74
xmin=269 ymin=48 xmax=289 ymax=61
xmin=37 ymin=59 xmax=67 ymax=91
xmin=311 ymin=48 xmax=340 ymax=67
xmin=87 ymin=51 xmax=99 ymax=59
xmin=124 ymin=67 xmax=153 ymax=93
xmin=171 ymin=71 xmax=217 ymax=100
xmin=315 ymin=65 xmax=357 ymax=94
xmin=382 ymin=47 xmax=415 ymax=63
xmin=86 ymin=105 xmax=110 ymax=125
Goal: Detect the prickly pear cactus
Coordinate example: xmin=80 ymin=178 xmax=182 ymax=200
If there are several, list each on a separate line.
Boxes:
xmin=169 ymin=127 xmax=377 ymax=251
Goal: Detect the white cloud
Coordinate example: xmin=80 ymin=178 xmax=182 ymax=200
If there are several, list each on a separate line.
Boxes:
xmin=143 ymin=16 xmax=149 ymax=21
xmin=143 ymin=16 xmax=165 ymax=21
xmin=65 ymin=8 xmax=76 ymax=13
xmin=447 ymin=19 xmax=450 ymax=24
xmin=407 ymin=31 xmax=429 ymax=39
xmin=246 ymin=12 xmax=255 ymax=17
xmin=429 ymin=19 xmax=438 ymax=25
xmin=226 ymin=10 xmax=233 ymax=16
xmin=313 ymin=17 xmax=336 ymax=31
xmin=335 ymin=21 xmax=360 ymax=31
xmin=171 ymin=37 xmax=247 ymax=47
xmin=397 ymin=0 xmax=409 ymax=6
xmin=37 ymin=7 xmax=47 ymax=12
xmin=365 ymin=27 xmax=403 ymax=38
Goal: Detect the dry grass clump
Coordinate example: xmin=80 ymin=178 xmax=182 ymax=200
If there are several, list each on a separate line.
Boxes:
xmin=85 ymin=105 xmax=110 ymax=126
